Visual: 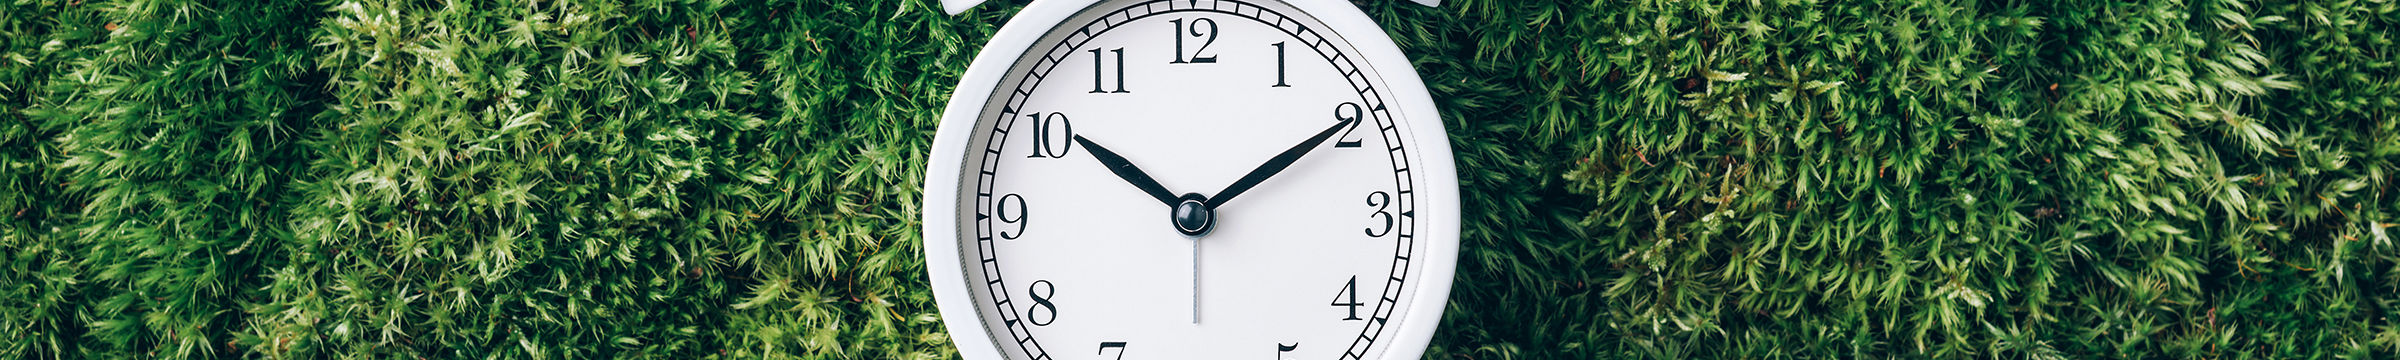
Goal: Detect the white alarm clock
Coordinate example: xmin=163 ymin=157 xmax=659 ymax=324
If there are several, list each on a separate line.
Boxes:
xmin=921 ymin=0 xmax=1457 ymax=358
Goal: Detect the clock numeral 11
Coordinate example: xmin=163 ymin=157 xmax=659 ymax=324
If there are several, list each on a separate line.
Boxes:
xmin=1090 ymin=48 xmax=1129 ymax=93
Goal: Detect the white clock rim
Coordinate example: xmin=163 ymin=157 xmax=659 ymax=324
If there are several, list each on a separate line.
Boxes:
xmin=920 ymin=0 xmax=1460 ymax=358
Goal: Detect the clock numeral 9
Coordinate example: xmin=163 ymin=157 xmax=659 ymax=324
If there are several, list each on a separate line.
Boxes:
xmin=1333 ymin=102 xmax=1369 ymax=148
xmin=1329 ymin=276 xmax=1364 ymax=320
xmin=1027 ymin=280 xmax=1058 ymax=326
xmin=1090 ymin=48 xmax=1129 ymax=93
xmin=1365 ymin=191 xmax=1393 ymax=238
xmin=1168 ymin=18 xmax=1219 ymax=64
xmin=997 ymin=193 xmax=1029 ymax=240
xmin=1025 ymin=112 xmax=1074 ymax=158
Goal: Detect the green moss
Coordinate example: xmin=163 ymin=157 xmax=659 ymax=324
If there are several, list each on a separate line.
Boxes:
xmin=0 ymin=0 xmax=2394 ymax=358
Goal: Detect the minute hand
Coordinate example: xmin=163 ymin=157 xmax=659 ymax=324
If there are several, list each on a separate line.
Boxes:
xmin=1205 ymin=117 xmax=1358 ymax=209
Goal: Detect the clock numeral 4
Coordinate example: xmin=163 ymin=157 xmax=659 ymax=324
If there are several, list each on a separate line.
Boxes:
xmin=1026 ymin=112 xmax=1075 ymax=158
xmin=1270 ymin=42 xmax=1290 ymax=87
xmin=1168 ymin=18 xmax=1219 ymax=64
xmin=1098 ymin=341 xmax=1129 ymax=360
xmin=1332 ymin=102 xmax=1372 ymax=148
xmin=1090 ymin=48 xmax=1129 ymax=93
xmin=1365 ymin=190 xmax=1393 ymax=237
xmin=1330 ymin=276 xmax=1364 ymax=321
xmin=1027 ymin=280 xmax=1059 ymax=326
xmin=997 ymin=193 xmax=1029 ymax=239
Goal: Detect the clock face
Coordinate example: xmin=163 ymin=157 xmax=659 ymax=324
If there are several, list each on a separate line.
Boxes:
xmin=930 ymin=0 xmax=1452 ymax=359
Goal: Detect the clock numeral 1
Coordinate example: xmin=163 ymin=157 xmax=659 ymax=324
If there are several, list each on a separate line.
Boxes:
xmin=1333 ymin=102 xmax=1366 ymax=148
xmin=1090 ymin=48 xmax=1129 ymax=93
xmin=1276 ymin=343 xmax=1299 ymax=360
xmin=998 ymin=193 xmax=1029 ymax=239
xmin=1330 ymin=276 xmax=1364 ymax=321
xmin=1098 ymin=342 xmax=1129 ymax=360
xmin=1271 ymin=42 xmax=1290 ymax=87
xmin=1169 ymin=18 xmax=1219 ymax=64
xmin=1365 ymin=191 xmax=1393 ymax=238
xmin=1027 ymin=280 xmax=1059 ymax=326
xmin=1026 ymin=112 xmax=1074 ymax=158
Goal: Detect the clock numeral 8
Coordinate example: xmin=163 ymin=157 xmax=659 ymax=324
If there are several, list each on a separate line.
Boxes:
xmin=1365 ymin=191 xmax=1393 ymax=238
xmin=1028 ymin=279 xmax=1059 ymax=326
xmin=997 ymin=193 xmax=1029 ymax=240
xmin=1025 ymin=112 xmax=1074 ymax=158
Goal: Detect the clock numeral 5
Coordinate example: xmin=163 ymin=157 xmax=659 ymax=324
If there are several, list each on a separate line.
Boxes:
xmin=997 ymin=193 xmax=1029 ymax=239
xmin=1026 ymin=112 xmax=1074 ymax=158
xmin=1027 ymin=280 xmax=1059 ymax=326
xmin=1276 ymin=343 xmax=1299 ymax=359
xmin=1330 ymin=276 xmax=1364 ymax=321
xmin=1365 ymin=190 xmax=1393 ymax=238
xmin=1090 ymin=48 xmax=1129 ymax=93
xmin=1168 ymin=18 xmax=1219 ymax=64
xmin=1098 ymin=341 xmax=1129 ymax=360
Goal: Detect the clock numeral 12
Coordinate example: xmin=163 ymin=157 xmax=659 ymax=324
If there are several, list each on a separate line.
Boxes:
xmin=1330 ymin=276 xmax=1364 ymax=320
xmin=1090 ymin=48 xmax=1129 ymax=93
xmin=1098 ymin=342 xmax=1129 ymax=360
xmin=1026 ymin=112 xmax=1074 ymax=158
xmin=1169 ymin=18 xmax=1219 ymax=64
xmin=1271 ymin=42 xmax=1290 ymax=87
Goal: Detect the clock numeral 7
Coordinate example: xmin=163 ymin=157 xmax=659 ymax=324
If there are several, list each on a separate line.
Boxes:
xmin=1090 ymin=48 xmax=1129 ymax=93
xmin=1330 ymin=276 xmax=1364 ymax=320
xmin=1098 ymin=342 xmax=1129 ymax=360
xmin=1025 ymin=112 xmax=1074 ymax=158
xmin=1168 ymin=18 xmax=1218 ymax=64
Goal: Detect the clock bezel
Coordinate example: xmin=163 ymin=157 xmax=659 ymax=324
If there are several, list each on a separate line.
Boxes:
xmin=920 ymin=0 xmax=1460 ymax=358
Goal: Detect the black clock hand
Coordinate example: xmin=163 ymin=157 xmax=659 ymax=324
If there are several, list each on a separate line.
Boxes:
xmin=1072 ymin=135 xmax=1182 ymax=207
xmin=1204 ymin=117 xmax=1358 ymax=209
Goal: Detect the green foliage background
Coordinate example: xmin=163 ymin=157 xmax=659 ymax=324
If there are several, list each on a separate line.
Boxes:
xmin=1 ymin=0 xmax=2396 ymax=358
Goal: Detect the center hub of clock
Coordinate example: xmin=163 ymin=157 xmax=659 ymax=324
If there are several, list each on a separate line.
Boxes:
xmin=1172 ymin=193 xmax=1214 ymax=237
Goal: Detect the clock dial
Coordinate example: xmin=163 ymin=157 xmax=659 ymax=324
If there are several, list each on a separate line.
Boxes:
xmin=944 ymin=1 xmax=1437 ymax=359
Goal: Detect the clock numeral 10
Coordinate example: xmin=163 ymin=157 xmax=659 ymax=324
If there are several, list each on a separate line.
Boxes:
xmin=1168 ymin=18 xmax=1219 ymax=64
xmin=1271 ymin=42 xmax=1290 ymax=87
xmin=1365 ymin=191 xmax=1393 ymax=237
xmin=1098 ymin=342 xmax=1129 ymax=360
xmin=1330 ymin=276 xmax=1364 ymax=321
xmin=1090 ymin=48 xmax=1129 ymax=93
xmin=1026 ymin=112 xmax=1074 ymax=158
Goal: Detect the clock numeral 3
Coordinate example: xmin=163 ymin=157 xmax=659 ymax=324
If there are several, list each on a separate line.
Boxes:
xmin=1333 ymin=102 xmax=1369 ymax=148
xmin=1330 ymin=276 xmax=1364 ymax=321
xmin=1271 ymin=42 xmax=1290 ymax=87
xmin=1026 ymin=112 xmax=1075 ymax=158
xmin=1090 ymin=48 xmax=1129 ymax=93
xmin=1365 ymin=190 xmax=1393 ymax=238
xmin=1168 ymin=18 xmax=1219 ymax=64
xmin=1028 ymin=280 xmax=1059 ymax=326
xmin=997 ymin=193 xmax=1029 ymax=240
xmin=1098 ymin=341 xmax=1129 ymax=360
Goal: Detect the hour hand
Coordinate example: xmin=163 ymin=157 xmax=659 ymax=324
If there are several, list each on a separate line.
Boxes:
xmin=1072 ymin=135 xmax=1181 ymax=207
xmin=1204 ymin=117 xmax=1357 ymax=209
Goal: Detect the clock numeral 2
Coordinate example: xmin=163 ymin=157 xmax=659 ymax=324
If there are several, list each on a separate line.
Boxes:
xmin=1330 ymin=276 xmax=1364 ymax=321
xmin=1098 ymin=342 xmax=1129 ymax=360
xmin=1271 ymin=42 xmax=1290 ymax=87
xmin=1365 ymin=191 xmax=1393 ymax=238
xmin=997 ymin=193 xmax=1029 ymax=239
xmin=1026 ymin=112 xmax=1074 ymax=158
xmin=1169 ymin=18 xmax=1219 ymax=64
xmin=1090 ymin=48 xmax=1129 ymax=93
xmin=1027 ymin=280 xmax=1058 ymax=326
xmin=1333 ymin=102 xmax=1370 ymax=148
